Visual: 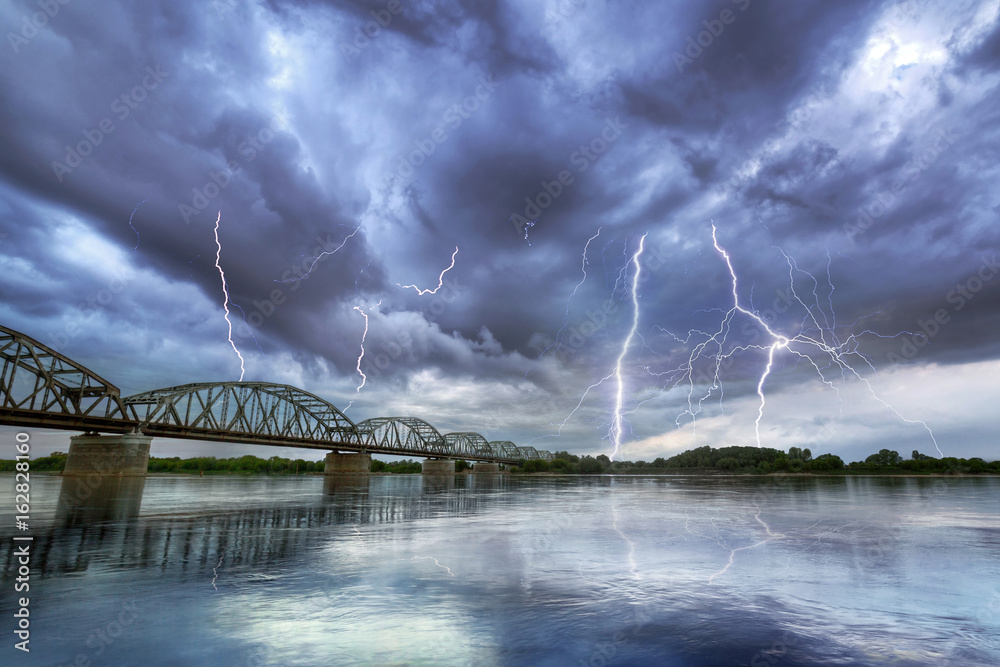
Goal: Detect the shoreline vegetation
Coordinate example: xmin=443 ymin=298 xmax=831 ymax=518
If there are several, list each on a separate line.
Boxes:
xmin=1 ymin=445 xmax=997 ymax=476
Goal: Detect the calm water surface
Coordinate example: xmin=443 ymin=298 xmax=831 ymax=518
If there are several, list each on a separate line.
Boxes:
xmin=1 ymin=473 xmax=999 ymax=666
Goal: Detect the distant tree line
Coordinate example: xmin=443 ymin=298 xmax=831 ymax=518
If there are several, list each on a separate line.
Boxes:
xmin=509 ymin=446 xmax=999 ymax=475
xmin=2 ymin=448 xmax=996 ymax=475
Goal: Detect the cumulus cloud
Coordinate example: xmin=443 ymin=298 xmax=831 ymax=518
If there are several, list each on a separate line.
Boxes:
xmin=1 ymin=0 xmax=997 ymax=460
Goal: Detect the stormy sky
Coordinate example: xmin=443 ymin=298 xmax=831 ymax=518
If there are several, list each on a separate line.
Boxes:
xmin=1 ymin=0 xmax=998 ymax=462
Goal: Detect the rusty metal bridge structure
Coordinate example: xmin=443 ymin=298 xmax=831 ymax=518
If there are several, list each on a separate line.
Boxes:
xmin=0 ymin=325 xmax=552 ymax=464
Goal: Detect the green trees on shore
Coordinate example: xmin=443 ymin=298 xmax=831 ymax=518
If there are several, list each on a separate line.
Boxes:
xmin=2 ymin=447 xmax=996 ymax=475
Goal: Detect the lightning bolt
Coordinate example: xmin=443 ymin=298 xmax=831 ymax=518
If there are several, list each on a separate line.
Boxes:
xmin=213 ymin=212 xmax=245 ymax=381
xmin=707 ymin=506 xmax=786 ymax=584
xmin=411 ymin=555 xmax=454 ymax=577
xmin=530 ymin=235 xmax=646 ymax=451
xmin=352 ymin=300 xmax=382 ymax=392
xmin=397 ymin=246 xmax=458 ymax=295
xmin=128 ymin=199 xmax=148 ymax=250
xmin=610 ymin=234 xmax=646 ymax=461
xmin=274 ymin=225 xmax=362 ymax=284
xmin=660 ymin=223 xmax=940 ymax=455
xmin=526 ymin=227 xmax=602 ymax=378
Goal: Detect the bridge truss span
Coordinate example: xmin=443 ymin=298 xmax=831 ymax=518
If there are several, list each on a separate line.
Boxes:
xmin=443 ymin=432 xmax=493 ymax=460
xmin=119 ymin=382 xmax=361 ymax=449
xmin=0 ymin=324 xmax=551 ymax=463
xmin=355 ymin=417 xmax=451 ymax=458
xmin=0 ymin=324 xmax=129 ymax=431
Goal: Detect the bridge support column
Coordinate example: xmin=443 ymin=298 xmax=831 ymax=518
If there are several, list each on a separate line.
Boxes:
xmin=63 ymin=433 xmax=151 ymax=477
xmin=422 ymin=459 xmax=455 ymax=475
xmin=324 ymin=452 xmax=371 ymax=475
xmin=472 ymin=462 xmax=500 ymax=474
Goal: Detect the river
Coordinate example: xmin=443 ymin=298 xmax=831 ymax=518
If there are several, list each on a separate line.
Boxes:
xmin=1 ymin=473 xmax=998 ymax=665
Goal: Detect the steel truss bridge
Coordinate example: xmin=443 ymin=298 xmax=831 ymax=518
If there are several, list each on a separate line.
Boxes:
xmin=0 ymin=325 xmax=552 ymax=464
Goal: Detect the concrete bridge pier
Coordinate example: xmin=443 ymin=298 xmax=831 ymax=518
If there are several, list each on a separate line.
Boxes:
xmin=324 ymin=451 xmax=371 ymax=475
xmin=472 ymin=462 xmax=500 ymax=474
xmin=422 ymin=458 xmax=455 ymax=475
xmin=63 ymin=433 xmax=152 ymax=476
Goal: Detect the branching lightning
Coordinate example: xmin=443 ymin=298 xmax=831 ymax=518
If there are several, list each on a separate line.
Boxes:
xmin=705 ymin=506 xmax=786 ymax=584
xmin=652 ymin=223 xmax=940 ymax=455
xmin=213 ymin=212 xmax=245 ymax=381
xmin=397 ymin=246 xmax=458 ymax=295
xmin=609 ymin=234 xmax=646 ymax=461
xmin=531 ymin=235 xmax=647 ymax=457
xmin=128 ymin=199 xmax=148 ymax=250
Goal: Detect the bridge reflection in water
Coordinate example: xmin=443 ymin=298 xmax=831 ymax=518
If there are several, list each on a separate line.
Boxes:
xmin=18 ymin=473 xmax=510 ymax=580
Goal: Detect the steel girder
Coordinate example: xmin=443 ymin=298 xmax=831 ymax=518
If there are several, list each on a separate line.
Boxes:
xmin=442 ymin=432 xmax=493 ymax=460
xmin=536 ymin=450 xmax=554 ymax=462
xmin=354 ymin=417 xmax=450 ymax=456
xmin=489 ymin=440 xmax=520 ymax=459
xmin=121 ymin=382 xmax=358 ymax=444
xmin=516 ymin=446 xmax=539 ymax=460
xmin=0 ymin=324 xmax=549 ymax=462
xmin=0 ymin=324 xmax=128 ymax=428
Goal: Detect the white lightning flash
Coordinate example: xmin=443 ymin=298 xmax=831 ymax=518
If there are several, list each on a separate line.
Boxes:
xmin=609 ymin=234 xmax=646 ymax=461
xmin=352 ymin=300 xmax=382 ymax=392
xmin=213 ymin=212 xmax=245 ymax=381
xmin=665 ymin=223 xmax=939 ymax=455
xmin=530 ymin=235 xmax=647 ymax=455
xmin=397 ymin=246 xmax=458 ymax=295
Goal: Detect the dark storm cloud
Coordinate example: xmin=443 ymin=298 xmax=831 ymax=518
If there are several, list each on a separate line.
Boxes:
xmin=1 ymin=0 xmax=998 ymax=456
